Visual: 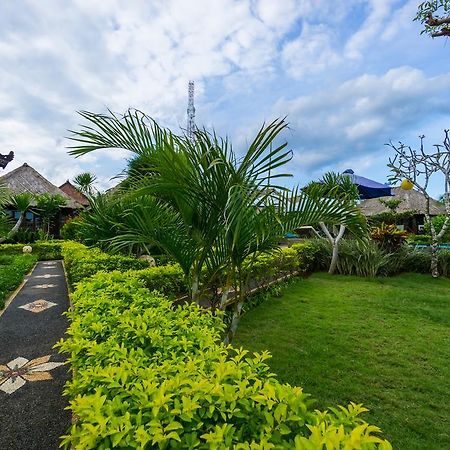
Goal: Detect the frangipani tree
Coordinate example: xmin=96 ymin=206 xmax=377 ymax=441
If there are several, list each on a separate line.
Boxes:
xmin=69 ymin=110 xmax=366 ymax=340
xmin=303 ymin=172 xmax=361 ymax=274
xmin=388 ymin=132 xmax=450 ymax=277
xmin=416 ymin=1 xmax=450 ymax=38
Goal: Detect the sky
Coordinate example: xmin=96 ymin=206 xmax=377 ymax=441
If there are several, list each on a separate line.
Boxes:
xmin=1 ymin=0 xmax=450 ymax=197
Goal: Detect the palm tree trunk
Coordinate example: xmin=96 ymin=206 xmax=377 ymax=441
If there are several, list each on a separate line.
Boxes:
xmin=224 ymin=271 xmax=244 ymax=344
xmin=224 ymin=299 xmax=243 ymax=344
xmin=191 ymin=273 xmax=199 ymax=303
xmin=0 ymin=213 xmax=24 ymax=244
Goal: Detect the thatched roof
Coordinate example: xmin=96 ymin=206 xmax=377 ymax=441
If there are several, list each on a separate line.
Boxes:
xmin=59 ymin=180 xmax=89 ymax=206
xmin=0 ymin=163 xmax=83 ymax=209
xmin=359 ymin=187 xmax=445 ymax=216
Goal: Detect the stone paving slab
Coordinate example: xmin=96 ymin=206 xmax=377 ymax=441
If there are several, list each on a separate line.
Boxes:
xmin=0 ymin=260 xmax=71 ymax=450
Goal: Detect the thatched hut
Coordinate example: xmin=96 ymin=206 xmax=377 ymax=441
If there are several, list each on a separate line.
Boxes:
xmin=359 ymin=187 xmax=445 ymax=233
xmin=0 ymin=163 xmax=85 ymax=236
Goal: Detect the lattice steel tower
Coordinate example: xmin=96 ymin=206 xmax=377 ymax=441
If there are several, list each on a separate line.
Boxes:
xmin=187 ymin=80 xmax=195 ymax=141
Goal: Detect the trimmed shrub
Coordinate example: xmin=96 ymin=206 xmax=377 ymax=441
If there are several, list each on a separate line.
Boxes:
xmin=57 ymin=271 xmax=391 ymax=449
xmin=129 ymin=265 xmax=187 ymax=299
xmin=61 ymin=241 xmax=150 ymax=287
xmin=242 ymin=247 xmax=300 ymax=286
xmin=290 ymin=241 xmax=322 ymax=272
xmin=0 ymin=241 xmax=62 ymax=260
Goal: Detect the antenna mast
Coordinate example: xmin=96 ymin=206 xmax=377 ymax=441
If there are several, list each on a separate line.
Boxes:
xmin=187 ymin=80 xmax=195 ymax=141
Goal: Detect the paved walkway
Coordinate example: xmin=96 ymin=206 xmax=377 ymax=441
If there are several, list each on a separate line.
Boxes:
xmin=0 ymin=260 xmax=70 ymax=450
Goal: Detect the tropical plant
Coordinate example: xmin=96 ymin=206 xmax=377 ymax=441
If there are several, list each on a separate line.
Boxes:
xmin=0 ymin=193 xmax=33 ymax=244
xmin=68 ymin=110 xmax=366 ymax=341
xmin=73 ymin=172 xmax=97 ymax=197
xmin=303 ymin=172 xmax=362 ymax=274
xmin=0 ymin=183 xmax=11 ymax=237
xmin=34 ymin=193 xmax=67 ymax=239
xmin=371 ymin=223 xmax=408 ymax=252
xmin=335 ymin=239 xmax=390 ymax=277
xmin=378 ymin=198 xmax=403 ymax=212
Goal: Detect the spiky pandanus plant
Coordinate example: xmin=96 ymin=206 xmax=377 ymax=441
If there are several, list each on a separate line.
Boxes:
xmin=69 ymin=110 xmax=366 ymax=341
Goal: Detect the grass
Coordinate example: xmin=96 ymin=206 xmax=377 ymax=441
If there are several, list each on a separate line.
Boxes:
xmin=0 ymin=254 xmax=37 ymax=310
xmin=235 ymin=273 xmax=450 ymax=450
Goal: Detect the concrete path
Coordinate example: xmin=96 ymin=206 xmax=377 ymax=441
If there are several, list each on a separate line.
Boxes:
xmin=0 ymin=260 xmax=70 ymax=450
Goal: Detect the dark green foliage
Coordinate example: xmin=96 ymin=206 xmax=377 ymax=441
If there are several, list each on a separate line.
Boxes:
xmin=60 ymin=217 xmax=83 ymax=241
xmin=33 ymin=193 xmax=67 ymax=238
xmin=235 ymin=273 xmax=450 ymax=449
xmin=0 ymin=241 xmax=62 ymax=260
xmin=57 ymin=270 xmax=391 ymax=449
xmin=423 ymin=215 xmax=450 ymax=240
xmin=416 ymin=1 xmax=450 ymax=37
xmin=131 ymin=265 xmax=187 ymax=299
xmin=0 ymin=254 xmax=37 ymax=309
xmin=368 ymin=210 xmax=416 ymax=227
xmin=291 ymin=239 xmax=329 ymax=272
xmin=335 ymin=240 xmax=390 ymax=277
xmin=407 ymin=234 xmax=432 ymax=245
xmin=5 ymin=228 xmax=40 ymax=244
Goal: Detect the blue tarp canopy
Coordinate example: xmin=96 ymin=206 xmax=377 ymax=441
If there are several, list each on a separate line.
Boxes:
xmin=342 ymin=169 xmax=392 ymax=199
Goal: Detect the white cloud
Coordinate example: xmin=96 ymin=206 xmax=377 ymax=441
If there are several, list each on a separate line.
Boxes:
xmin=275 ymin=66 xmax=450 ymax=171
xmin=282 ymin=24 xmax=341 ymax=79
xmin=345 ymin=0 xmax=394 ymax=59
xmin=382 ymin=0 xmax=418 ymax=41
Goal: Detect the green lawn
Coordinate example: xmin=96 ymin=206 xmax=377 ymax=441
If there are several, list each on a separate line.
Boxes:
xmin=0 ymin=254 xmax=37 ymax=310
xmin=235 ymin=273 xmax=450 ymax=450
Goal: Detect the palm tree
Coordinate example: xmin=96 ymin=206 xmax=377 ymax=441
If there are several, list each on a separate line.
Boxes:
xmin=73 ymin=172 xmax=97 ymax=197
xmin=0 ymin=193 xmax=33 ymax=244
xmin=69 ymin=110 xmax=366 ymax=340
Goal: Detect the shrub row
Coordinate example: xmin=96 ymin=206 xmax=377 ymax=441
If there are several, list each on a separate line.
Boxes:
xmin=305 ymin=238 xmax=450 ymax=277
xmin=0 ymin=241 xmax=62 ymax=260
xmin=61 ymin=242 xmax=151 ymax=287
xmin=61 ymin=241 xmax=319 ymax=298
xmin=58 ymin=270 xmax=391 ymax=449
xmin=0 ymin=254 xmax=37 ymax=309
